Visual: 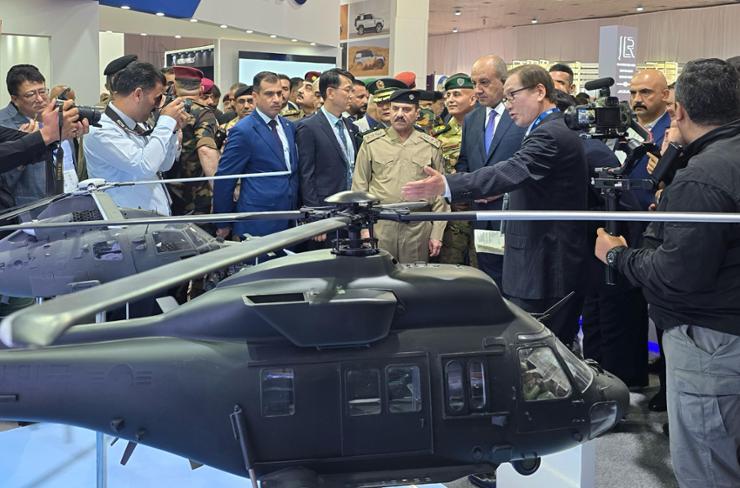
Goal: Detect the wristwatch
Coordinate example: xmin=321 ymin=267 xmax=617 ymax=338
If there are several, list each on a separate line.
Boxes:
xmin=606 ymin=246 xmax=627 ymax=267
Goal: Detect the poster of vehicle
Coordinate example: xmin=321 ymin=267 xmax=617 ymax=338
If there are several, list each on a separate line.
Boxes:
xmin=346 ymin=0 xmax=391 ymax=39
xmin=347 ymin=37 xmax=390 ymax=77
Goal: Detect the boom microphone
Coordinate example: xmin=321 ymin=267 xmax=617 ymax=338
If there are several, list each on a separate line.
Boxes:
xmin=584 ymin=77 xmax=615 ymax=91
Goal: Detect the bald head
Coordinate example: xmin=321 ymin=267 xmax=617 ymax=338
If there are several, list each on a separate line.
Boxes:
xmin=630 ymin=69 xmax=669 ymax=124
xmin=471 ymin=54 xmax=508 ymax=107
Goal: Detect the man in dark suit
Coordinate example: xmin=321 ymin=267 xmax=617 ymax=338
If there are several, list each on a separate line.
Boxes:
xmin=456 ymin=55 xmax=526 ymax=285
xmin=403 ymin=64 xmax=589 ymax=346
xmin=214 ymin=71 xmax=299 ymax=239
xmin=297 ymin=68 xmax=359 ymax=208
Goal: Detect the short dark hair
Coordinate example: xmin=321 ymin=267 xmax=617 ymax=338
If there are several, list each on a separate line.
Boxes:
xmin=210 ymin=84 xmax=221 ymax=98
xmin=319 ymin=68 xmax=355 ymax=99
xmin=289 ymin=77 xmax=304 ymax=92
xmin=7 ymin=64 xmax=45 ymax=96
xmin=510 ymin=64 xmax=556 ymax=102
xmin=549 ymin=63 xmax=574 ymax=84
xmin=161 ymin=67 xmax=173 ymax=75
xmin=675 ymin=58 xmax=740 ymax=126
xmin=253 ymin=71 xmax=280 ymax=93
xmin=277 ymin=73 xmax=290 ymax=83
xmin=574 ymin=92 xmax=590 ymax=105
xmin=352 ymin=78 xmax=367 ymax=89
xmin=111 ymin=62 xmax=165 ymax=97
xmin=725 ymin=56 xmax=740 ymax=73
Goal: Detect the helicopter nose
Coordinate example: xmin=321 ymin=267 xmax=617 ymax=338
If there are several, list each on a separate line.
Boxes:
xmin=587 ymin=369 xmax=630 ymax=440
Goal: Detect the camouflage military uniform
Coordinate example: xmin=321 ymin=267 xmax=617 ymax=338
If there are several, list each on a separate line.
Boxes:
xmin=434 ymin=118 xmax=477 ymax=267
xmin=280 ymin=103 xmax=302 ymax=122
xmin=165 ymin=100 xmax=219 ymax=216
xmin=352 ymin=127 xmax=449 ymax=263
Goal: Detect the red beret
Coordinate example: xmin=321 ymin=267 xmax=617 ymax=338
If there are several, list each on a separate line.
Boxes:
xmin=201 ymin=77 xmax=215 ymax=93
xmin=173 ymin=66 xmax=204 ymax=81
xmin=394 ymin=71 xmax=416 ymax=89
xmin=304 ymin=71 xmax=321 ymax=83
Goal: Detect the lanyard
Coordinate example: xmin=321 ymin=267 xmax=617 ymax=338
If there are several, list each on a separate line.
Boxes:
xmin=105 ymin=105 xmax=154 ymax=137
xmin=529 ymin=108 xmax=559 ymax=133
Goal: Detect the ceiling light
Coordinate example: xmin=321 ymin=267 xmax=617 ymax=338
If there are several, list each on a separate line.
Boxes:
xmin=174 ymin=35 xmax=182 ymax=39
xmin=155 ymin=12 xmax=165 ymax=17
xmin=454 ymin=9 xmax=462 ymax=16
xmin=452 ymin=27 xmax=459 ymax=33
xmin=270 ymin=34 xmax=278 ymax=38
xmin=105 ymin=30 xmax=113 ymax=34
xmin=291 ymin=38 xmax=298 ymax=42
xmin=140 ymin=33 xmax=148 ymax=36
xmin=220 ymin=24 xmax=228 ymax=29
xmin=246 ymin=29 xmax=254 ymax=34
xmin=190 ymin=18 xmax=198 ymax=23
xmin=531 ymin=18 xmax=538 ymax=24
xmin=310 ymin=42 xmax=317 ymax=46
xmin=636 ymin=6 xmax=644 ymax=11
xmin=121 ymin=5 xmax=130 ymax=9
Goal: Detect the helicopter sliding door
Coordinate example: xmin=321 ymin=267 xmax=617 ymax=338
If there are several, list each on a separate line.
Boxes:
xmin=341 ymin=354 xmax=432 ymax=456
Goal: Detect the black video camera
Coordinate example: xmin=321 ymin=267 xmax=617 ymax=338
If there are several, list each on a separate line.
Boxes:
xmin=563 ymin=77 xmax=634 ymax=139
xmin=55 ymin=89 xmax=103 ymax=128
xmin=161 ymin=84 xmax=193 ymax=114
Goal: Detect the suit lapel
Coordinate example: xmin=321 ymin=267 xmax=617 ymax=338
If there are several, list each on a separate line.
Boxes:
xmin=344 ymin=118 xmax=360 ymax=153
xmin=472 ymin=107 xmax=488 ymax=166
xmin=485 ymin=110 xmax=512 ymax=165
xmin=279 ymin=116 xmax=298 ymax=171
xmin=318 ymin=111 xmax=349 ymax=165
xmin=252 ymin=114 xmax=285 ymax=162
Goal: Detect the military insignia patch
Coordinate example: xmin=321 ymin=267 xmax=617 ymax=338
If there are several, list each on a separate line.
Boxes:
xmin=457 ymin=77 xmax=464 ymax=86
xmin=376 ymin=79 xmax=385 ymax=89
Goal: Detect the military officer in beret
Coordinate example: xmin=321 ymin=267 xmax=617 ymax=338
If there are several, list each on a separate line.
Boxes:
xmin=101 ymin=54 xmax=138 ymax=105
xmin=352 ymin=89 xmax=449 ymax=263
xmin=434 ymin=73 xmax=478 ymax=266
xmin=164 ymin=66 xmax=220 ymax=217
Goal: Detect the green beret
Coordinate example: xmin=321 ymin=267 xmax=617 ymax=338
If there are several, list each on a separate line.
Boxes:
xmin=444 ymin=73 xmax=474 ymax=91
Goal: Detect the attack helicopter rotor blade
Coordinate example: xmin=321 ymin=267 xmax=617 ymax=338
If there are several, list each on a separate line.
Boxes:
xmin=383 ymin=209 xmax=740 ymax=224
xmin=0 ymin=216 xmax=350 ymax=348
xmin=0 ymin=210 xmax=307 ymax=231
xmin=0 ymin=193 xmax=70 ymax=223
xmin=377 ymin=201 xmax=432 ymax=211
xmin=110 ymin=172 xmax=293 ymax=187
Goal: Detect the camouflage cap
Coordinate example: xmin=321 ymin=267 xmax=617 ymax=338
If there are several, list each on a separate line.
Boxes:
xmin=444 ymin=73 xmax=474 ymax=91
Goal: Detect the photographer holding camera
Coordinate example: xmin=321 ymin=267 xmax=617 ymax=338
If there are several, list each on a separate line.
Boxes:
xmin=595 ymin=58 xmax=740 ymax=488
xmin=84 ymin=61 xmax=189 ymax=216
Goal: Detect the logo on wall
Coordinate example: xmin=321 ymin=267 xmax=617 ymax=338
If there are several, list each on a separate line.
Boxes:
xmin=618 ymin=36 xmax=636 ymax=61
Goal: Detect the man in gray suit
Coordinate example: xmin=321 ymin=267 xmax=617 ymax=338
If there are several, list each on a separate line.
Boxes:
xmin=455 ymin=55 xmax=526 ymax=286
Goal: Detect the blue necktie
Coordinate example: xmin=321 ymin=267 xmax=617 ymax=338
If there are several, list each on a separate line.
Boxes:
xmin=484 ymin=109 xmax=497 ymax=155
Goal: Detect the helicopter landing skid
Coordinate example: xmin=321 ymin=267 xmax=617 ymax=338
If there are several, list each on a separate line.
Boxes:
xmin=468 ymin=472 xmax=497 ymax=488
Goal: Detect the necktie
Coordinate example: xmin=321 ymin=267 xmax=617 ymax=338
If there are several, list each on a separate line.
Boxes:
xmin=336 ymin=119 xmax=353 ymax=189
xmin=268 ymin=119 xmax=286 ymax=165
xmin=484 ymin=109 xmax=497 ymax=155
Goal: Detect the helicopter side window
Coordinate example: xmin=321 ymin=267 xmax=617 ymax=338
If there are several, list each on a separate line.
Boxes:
xmin=468 ymin=360 xmax=487 ymax=411
xmin=555 ymin=341 xmax=594 ymax=393
xmin=152 ymin=230 xmax=192 ymax=254
xmin=445 ymin=361 xmax=465 ymax=413
xmin=347 ymin=369 xmax=381 ymax=416
xmin=92 ymin=240 xmax=123 ymax=261
xmin=386 ymin=365 xmax=421 ymax=413
xmin=518 ymin=347 xmax=572 ymax=402
xmin=261 ymin=368 xmax=295 ymax=417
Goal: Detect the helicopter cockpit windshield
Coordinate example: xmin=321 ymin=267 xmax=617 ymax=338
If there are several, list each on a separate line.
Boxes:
xmin=518 ymin=347 xmax=572 ymax=402
xmin=555 ymin=340 xmax=594 ymax=393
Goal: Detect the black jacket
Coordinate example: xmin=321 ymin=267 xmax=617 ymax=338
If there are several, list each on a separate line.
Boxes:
xmin=0 ymin=127 xmax=52 ymax=210
xmin=296 ymin=109 xmax=359 ymax=207
xmin=448 ymin=111 xmax=589 ymax=300
xmin=618 ymin=120 xmax=740 ymax=335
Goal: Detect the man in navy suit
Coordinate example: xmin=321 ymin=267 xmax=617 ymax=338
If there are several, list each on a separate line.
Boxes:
xmin=456 ymin=55 xmax=526 ymax=285
xmin=213 ymin=71 xmax=299 ymax=239
xmin=297 ymin=68 xmax=359 ymax=208
xmin=403 ymin=65 xmax=589 ymax=347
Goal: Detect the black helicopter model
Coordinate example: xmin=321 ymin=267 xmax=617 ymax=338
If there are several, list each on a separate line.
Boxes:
xmin=0 ymin=192 xmax=630 ymax=487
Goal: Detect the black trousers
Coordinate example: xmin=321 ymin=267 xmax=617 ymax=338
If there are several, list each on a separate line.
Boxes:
xmin=508 ymin=293 xmax=584 ymax=346
xmin=581 ymin=287 xmax=649 ymax=388
xmin=477 ymin=252 xmax=503 ymax=288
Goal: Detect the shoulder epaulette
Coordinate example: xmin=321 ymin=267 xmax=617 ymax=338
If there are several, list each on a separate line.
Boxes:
xmin=432 ymin=124 xmax=450 ymax=137
xmin=420 ymin=132 xmax=442 ymax=148
xmin=362 ymin=128 xmax=386 ymax=143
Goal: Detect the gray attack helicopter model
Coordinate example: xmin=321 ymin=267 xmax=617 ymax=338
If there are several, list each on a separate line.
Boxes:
xmin=0 ymin=191 xmax=630 ymax=488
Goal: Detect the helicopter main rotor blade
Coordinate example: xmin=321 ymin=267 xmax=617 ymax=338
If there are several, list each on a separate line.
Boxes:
xmin=0 ymin=216 xmax=350 ymax=348
xmin=112 ymin=171 xmax=292 ymax=187
xmin=0 ymin=210 xmax=307 ymax=231
xmin=0 ymin=193 xmax=70 ymax=223
xmin=384 ymin=210 xmax=740 ymax=224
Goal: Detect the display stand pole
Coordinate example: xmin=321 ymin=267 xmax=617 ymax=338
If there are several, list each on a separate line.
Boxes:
xmin=95 ymin=310 xmax=107 ymax=488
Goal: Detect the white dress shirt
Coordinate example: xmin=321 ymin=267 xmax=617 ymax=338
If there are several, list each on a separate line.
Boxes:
xmin=84 ymin=102 xmax=179 ymax=215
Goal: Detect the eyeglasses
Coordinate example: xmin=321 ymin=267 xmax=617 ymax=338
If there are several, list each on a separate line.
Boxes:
xmin=502 ymin=86 xmax=533 ymax=104
xmin=19 ymin=88 xmax=49 ymax=101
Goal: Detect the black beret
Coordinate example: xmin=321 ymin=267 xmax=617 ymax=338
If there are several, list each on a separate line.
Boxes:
xmin=234 ymin=85 xmax=253 ymax=98
xmin=104 ymin=54 xmax=138 ymax=76
xmin=388 ymin=89 xmax=421 ymax=105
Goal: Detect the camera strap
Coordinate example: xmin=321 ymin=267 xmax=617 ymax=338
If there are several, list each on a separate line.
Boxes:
xmin=104 ymin=105 xmax=154 ymax=137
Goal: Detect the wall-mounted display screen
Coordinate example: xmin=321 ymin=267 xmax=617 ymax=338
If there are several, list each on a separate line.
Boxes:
xmin=238 ymin=51 xmax=336 ymax=84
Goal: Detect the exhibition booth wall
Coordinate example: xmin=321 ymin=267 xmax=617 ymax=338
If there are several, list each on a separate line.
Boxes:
xmin=428 ymin=4 xmax=740 ymax=76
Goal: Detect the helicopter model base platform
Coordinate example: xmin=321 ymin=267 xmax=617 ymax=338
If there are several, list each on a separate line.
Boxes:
xmin=0 ymin=423 xmax=594 ymax=488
